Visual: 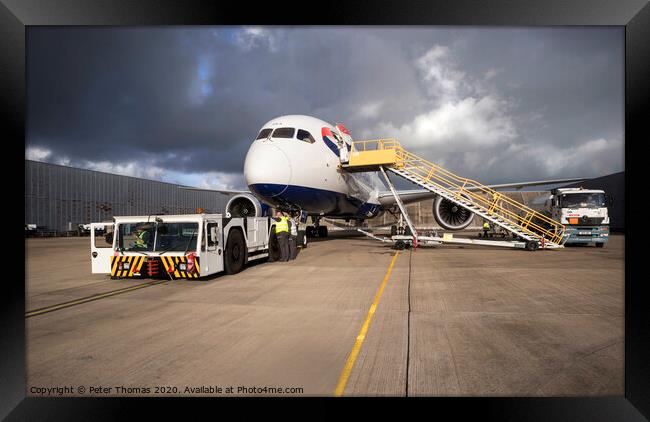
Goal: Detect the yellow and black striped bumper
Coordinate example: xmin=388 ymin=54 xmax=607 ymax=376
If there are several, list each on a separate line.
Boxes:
xmin=110 ymin=255 xmax=201 ymax=279
xmin=159 ymin=255 xmax=200 ymax=279
xmin=111 ymin=255 xmax=146 ymax=277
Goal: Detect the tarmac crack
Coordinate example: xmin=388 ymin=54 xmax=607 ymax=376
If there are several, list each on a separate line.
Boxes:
xmin=405 ymin=248 xmax=412 ymax=397
xmin=25 ymin=279 xmax=170 ymax=317
xmin=531 ymin=338 xmax=623 ymax=394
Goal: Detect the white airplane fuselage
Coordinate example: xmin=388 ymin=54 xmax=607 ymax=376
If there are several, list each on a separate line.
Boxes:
xmin=244 ymin=115 xmax=385 ymax=219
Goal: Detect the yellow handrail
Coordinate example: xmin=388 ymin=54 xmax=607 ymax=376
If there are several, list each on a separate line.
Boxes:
xmin=351 ymin=139 xmax=401 ymax=152
xmin=349 ymin=139 xmax=566 ymax=244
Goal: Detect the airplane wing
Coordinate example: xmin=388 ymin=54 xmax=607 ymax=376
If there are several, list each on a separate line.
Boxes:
xmin=377 ymin=177 xmax=586 ymax=206
xmin=177 ymin=186 xmax=249 ymax=194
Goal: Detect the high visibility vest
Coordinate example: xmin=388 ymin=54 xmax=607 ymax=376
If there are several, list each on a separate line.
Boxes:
xmin=483 ymin=222 xmax=490 ymax=230
xmin=275 ymin=217 xmax=289 ymax=233
xmin=135 ymin=230 xmax=147 ymax=245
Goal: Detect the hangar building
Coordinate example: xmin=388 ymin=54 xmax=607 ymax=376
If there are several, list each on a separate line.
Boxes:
xmin=25 ymin=160 xmax=238 ymax=234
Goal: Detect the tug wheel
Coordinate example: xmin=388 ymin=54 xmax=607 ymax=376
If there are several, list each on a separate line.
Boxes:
xmin=225 ymin=229 xmax=247 ymax=274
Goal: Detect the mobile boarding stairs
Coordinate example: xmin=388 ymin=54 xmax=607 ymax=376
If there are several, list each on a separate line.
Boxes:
xmin=340 ymin=139 xmax=569 ymax=251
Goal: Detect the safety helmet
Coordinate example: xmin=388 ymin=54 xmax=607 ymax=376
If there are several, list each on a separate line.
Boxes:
xmin=136 ymin=222 xmax=154 ymax=231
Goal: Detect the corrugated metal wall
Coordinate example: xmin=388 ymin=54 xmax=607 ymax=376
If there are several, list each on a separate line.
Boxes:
xmin=25 ymin=160 xmax=235 ymax=232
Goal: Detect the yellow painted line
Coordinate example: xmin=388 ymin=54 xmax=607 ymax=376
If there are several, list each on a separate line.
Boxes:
xmin=25 ymin=279 xmax=168 ymax=318
xmin=333 ymin=251 xmax=400 ymax=397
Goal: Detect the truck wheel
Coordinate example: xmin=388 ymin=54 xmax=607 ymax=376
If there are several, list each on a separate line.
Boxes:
xmin=394 ymin=240 xmax=406 ymax=250
xmin=224 ymin=229 xmax=247 ymax=274
xmin=268 ymin=232 xmax=281 ymax=262
xmin=318 ymin=226 xmax=328 ymax=237
xmin=595 ymin=243 xmax=605 ymax=248
xmin=525 ymin=241 xmax=539 ymax=251
xmin=299 ymin=231 xmax=308 ymax=248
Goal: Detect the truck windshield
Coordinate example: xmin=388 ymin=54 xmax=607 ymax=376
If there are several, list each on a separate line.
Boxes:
xmin=117 ymin=222 xmax=199 ymax=252
xmin=559 ymin=193 xmax=607 ymax=208
xmin=154 ymin=223 xmax=199 ymax=252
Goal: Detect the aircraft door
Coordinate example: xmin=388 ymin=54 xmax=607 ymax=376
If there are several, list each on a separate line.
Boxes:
xmin=335 ymin=123 xmax=352 ymax=163
xmin=335 ymin=124 xmax=353 ymax=146
xmin=91 ymin=223 xmax=115 ymax=274
xmin=202 ymin=220 xmax=224 ymax=276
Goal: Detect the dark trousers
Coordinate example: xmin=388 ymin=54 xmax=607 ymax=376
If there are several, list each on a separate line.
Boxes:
xmin=288 ymin=235 xmax=297 ymax=260
xmin=277 ymin=232 xmax=289 ymax=261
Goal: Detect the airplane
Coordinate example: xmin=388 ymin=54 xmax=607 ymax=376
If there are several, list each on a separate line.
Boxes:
xmin=222 ymin=114 xmax=585 ymax=239
xmin=183 ymin=114 xmax=584 ymax=241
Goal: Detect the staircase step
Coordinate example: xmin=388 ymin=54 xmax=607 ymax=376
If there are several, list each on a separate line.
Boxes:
xmin=388 ymin=167 xmax=559 ymax=245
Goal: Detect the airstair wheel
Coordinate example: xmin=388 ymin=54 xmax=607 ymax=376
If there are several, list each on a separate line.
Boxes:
xmin=525 ymin=241 xmax=539 ymax=251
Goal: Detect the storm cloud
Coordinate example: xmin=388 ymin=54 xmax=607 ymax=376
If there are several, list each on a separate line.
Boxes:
xmin=26 ymin=27 xmax=623 ymax=189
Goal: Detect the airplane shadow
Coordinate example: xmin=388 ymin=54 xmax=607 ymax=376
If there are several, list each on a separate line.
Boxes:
xmin=306 ymin=230 xmax=365 ymax=243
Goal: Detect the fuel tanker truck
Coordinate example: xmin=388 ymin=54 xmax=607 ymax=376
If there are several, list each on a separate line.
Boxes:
xmin=528 ymin=187 xmax=610 ymax=247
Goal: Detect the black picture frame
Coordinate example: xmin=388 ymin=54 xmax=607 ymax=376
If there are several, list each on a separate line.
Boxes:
xmin=4 ymin=0 xmax=649 ymax=419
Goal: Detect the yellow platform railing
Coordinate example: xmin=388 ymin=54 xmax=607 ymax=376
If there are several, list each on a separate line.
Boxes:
xmin=349 ymin=139 xmax=566 ymax=245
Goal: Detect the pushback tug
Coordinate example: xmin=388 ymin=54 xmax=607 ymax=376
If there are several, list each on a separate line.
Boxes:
xmin=90 ymin=213 xmax=282 ymax=279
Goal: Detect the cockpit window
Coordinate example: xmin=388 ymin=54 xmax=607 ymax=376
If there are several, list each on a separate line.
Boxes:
xmin=255 ymin=128 xmax=272 ymax=140
xmin=297 ymin=129 xmax=315 ymax=144
xmin=271 ymin=128 xmax=295 ymax=138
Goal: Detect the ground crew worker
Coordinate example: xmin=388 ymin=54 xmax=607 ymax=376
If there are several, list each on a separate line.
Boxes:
xmin=482 ymin=221 xmax=490 ymax=238
xmin=288 ymin=215 xmax=298 ymax=260
xmin=274 ymin=211 xmax=290 ymax=262
xmin=132 ymin=224 xmax=152 ymax=249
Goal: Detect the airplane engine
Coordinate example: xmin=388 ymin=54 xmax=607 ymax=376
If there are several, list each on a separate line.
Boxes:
xmin=226 ymin=193 xmax=269 ymax=217
xmin=433 ymin=195 xmax=475 ymax=230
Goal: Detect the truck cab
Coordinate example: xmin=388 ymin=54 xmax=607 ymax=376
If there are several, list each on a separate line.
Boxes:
xmin=90 ymin=214 xmax=276 ymax=279
xmin=550 ymin=188 xmax=610 ymax=247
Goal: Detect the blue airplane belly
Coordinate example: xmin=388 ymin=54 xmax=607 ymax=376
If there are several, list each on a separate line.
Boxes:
xmin=249 ymin=183 xmax=380 ymax=218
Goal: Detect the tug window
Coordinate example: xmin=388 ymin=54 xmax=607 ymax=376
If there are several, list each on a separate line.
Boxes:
xmin=255 ymin=128 xmax=272 ymax=140
xmin=206 ymin=223 xmax=219 ymax=250
xmin=297 ymin=129 xmax=315 ymax=144
xmin=271 ymin=128 xmax=295 ymax=138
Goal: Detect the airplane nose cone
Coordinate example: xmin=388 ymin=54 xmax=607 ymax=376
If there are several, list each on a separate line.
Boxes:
xmin=244 ymin=141 xmax=291 ymax=197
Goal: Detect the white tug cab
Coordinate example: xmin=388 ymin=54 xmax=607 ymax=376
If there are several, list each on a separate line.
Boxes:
xmin=90 ymin=214 xmax=277 ymax=279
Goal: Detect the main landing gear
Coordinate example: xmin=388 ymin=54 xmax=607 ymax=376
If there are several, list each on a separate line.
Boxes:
xmin=305 ymin=216 xmax=328 ymax=238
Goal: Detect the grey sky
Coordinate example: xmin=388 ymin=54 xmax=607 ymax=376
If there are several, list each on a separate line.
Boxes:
xmin=26 ymin=26 xmax=624 ymax=190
